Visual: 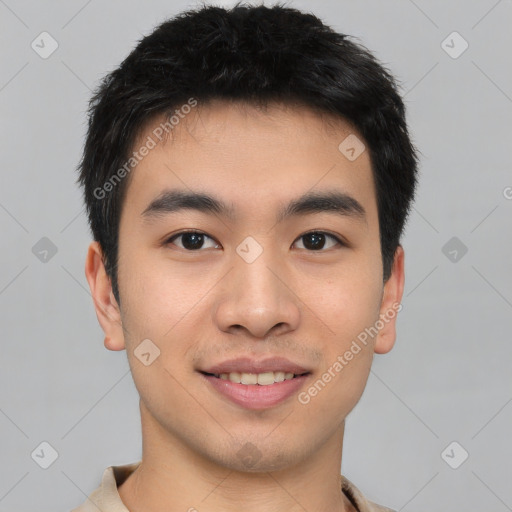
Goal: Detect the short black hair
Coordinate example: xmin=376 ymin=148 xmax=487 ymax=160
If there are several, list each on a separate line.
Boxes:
xmin=77 ymin=1 xmax=419 ymax=305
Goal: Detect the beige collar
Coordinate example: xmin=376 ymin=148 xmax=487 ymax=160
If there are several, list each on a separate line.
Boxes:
xmin=72 ymin=461 xmax=395 ymax=512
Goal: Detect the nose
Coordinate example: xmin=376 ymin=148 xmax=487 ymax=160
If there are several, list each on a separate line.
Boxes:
xmin=213 ymin=247 xmax=301 ymax=339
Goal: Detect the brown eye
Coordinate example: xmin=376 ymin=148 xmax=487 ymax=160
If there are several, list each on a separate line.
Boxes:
xmin=166 ymin=231 xmax=220 ymax=251
xmin=294 ymin=231 xmax=343 ymax=251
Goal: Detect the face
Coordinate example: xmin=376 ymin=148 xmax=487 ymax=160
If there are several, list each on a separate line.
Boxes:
xmin=86 ymin=100 xmax=404 ymax=473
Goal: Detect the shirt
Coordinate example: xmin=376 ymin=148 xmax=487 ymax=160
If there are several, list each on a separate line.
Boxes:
xmin=71 ymin=461 xmax=395 ymax=512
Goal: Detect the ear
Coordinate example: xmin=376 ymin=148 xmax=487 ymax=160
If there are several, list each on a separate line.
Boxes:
xmin=374 ymin=245 xmax=405 ymax=354
xmin=84 ymin=241 xmax=126 ymax=351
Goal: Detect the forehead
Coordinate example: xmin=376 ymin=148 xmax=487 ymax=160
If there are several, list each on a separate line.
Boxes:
xmin=121 ymin=100 xmax=377 ymax=223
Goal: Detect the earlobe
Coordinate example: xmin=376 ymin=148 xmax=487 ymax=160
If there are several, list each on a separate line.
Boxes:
xmin=374 ymin=245 xmax=405 ymax=355
xmin=84 ymin=241 xmax=126 ymax=351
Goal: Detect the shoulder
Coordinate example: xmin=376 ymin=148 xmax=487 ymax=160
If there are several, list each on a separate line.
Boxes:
xmin=366 ymin=502 xmax=396 ymax=512
xmin=69 ymin=485 xmax=102 ymax=512
xmin=341 ymin=475 xmax=396 ymax=512
xmin=69 ymin=462 xmax=140 ymax=512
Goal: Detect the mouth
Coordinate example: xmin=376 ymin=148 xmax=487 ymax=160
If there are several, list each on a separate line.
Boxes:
xmin=199 ymin=370 xmax=310 ymax=385
xmin=199 ymin=370 xmax=312 ymax=410
xmin=197 ymin=356 xmax=312 ymax=409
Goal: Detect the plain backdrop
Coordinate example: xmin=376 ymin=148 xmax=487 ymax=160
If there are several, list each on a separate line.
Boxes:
xmin=0 ymin=0 xmax=511 ymax=510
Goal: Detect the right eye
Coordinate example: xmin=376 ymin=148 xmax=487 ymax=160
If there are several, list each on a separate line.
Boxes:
xmin=164 ymin=230 xmax=221 ymax=251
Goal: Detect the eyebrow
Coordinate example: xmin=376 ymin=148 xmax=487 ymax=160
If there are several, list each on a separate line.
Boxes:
xmin=141 ymin=189 xmax=366 ymax=224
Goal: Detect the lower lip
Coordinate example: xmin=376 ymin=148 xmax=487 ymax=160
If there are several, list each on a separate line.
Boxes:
xmin=200 ymin=373 xmax=310 ymax=410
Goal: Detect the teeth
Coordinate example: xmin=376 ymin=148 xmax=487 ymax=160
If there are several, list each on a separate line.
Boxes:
xmin=241 ymin=372 xmax=258 ymax=385
xmin=217 ymin=371 xmax=297 ymax=385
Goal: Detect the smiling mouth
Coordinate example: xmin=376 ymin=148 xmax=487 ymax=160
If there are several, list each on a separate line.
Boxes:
xmin=200 ymin=370 xmax=310 ymax=385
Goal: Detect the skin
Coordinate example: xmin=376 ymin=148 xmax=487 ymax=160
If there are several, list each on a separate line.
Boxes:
xmin=85 ymin=100 xmax=405 ymax=512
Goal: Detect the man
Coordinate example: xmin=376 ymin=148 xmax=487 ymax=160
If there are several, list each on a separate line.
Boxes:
xmin=73 ymin=2 xmax=418 ymax=511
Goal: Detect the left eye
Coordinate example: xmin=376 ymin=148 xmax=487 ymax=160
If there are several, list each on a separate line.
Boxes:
xmin=293 ymin=231 xmax=343 ymax=251
xmin=165 ymin=231 xmax=342 ymax=252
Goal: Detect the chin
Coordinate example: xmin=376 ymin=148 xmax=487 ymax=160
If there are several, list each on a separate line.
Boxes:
xmin=206 ymin=438 xmax=307 ymax=474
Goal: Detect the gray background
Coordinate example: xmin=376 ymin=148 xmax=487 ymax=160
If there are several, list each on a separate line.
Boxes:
xmin=1 ymin=0 xmax=511 ymax=510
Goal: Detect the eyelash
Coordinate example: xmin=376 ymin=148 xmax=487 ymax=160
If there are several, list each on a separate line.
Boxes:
xmin=164 ymin=230 xmax=346 ymax=252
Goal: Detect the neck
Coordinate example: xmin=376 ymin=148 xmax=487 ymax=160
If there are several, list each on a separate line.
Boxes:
xmin=118 ymin=401 xmax=355 ymax=512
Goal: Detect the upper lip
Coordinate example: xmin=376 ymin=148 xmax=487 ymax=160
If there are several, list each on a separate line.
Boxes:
xmin=200 ymin=357 xmax=311 ymax=375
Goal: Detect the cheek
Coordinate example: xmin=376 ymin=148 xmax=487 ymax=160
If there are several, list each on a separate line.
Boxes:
xmin=119 ymin=245 xmax=187 ymax=316
xmin=299 ymin=284 xmax=381 ymax=418
xmin=301 ymin=259 xmax=382 ymax=393
xmin=118 ymin=253 xmax=210 ymax=364
xmin=304 ymin=259 xmax=382 ymax=338
xmin=318 ymin=292 xmax=380 ymax=382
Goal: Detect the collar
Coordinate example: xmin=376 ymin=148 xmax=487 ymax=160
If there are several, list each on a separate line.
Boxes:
xmin=73 ymin=461 xmax=395 ymax=512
